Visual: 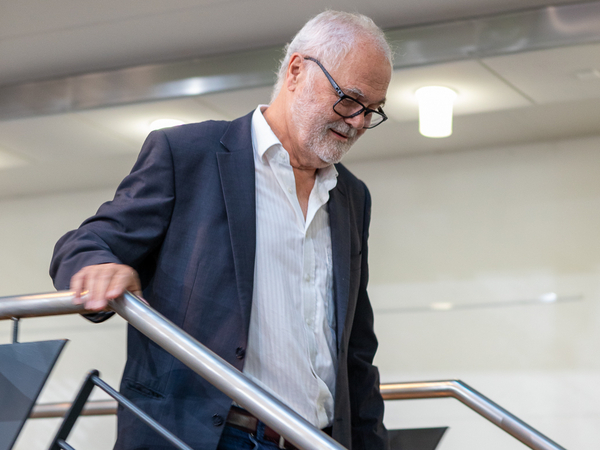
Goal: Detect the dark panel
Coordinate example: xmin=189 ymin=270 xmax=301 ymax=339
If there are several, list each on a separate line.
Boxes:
xmin=0 ymin=340 xmax=67 ymax=450
xmin=389 ymin=427 xmax=448 ymax=450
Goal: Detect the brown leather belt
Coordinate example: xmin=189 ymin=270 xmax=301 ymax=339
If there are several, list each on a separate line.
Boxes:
xmin=226 ymin=406 xmax=331 ymax=450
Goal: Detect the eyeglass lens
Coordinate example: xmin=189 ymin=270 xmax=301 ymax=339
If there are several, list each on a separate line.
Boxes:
xmin=333 ymin=97 xmax=385 ymax=128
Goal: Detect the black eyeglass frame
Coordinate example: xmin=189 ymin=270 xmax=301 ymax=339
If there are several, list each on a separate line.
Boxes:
xmin=303 ymin=56 xmax=388 ymax=129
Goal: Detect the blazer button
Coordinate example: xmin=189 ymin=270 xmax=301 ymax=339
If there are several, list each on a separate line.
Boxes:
xmin=236 ymin=347 xmax=246 ymax=359
xmin=212 ymin=414 xmax=224 ymax=427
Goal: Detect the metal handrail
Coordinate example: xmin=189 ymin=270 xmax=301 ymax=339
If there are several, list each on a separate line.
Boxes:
xmin=381 ymin=381 xmax=566 ymax=450
xmin=1 ymin=291 xmax=567 ymax=450
xmin=0 ymin=291 xmax=343 ymax=450
xmin=31 ymin=399 xmax=117 ymax=418
xmin=30 ymin=381 xmax=567 ymax=450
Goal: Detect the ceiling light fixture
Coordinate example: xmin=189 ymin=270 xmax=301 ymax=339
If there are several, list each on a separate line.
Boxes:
xmin=415 ymin=86 xmax=458 ymax=138
xmin=149 ymin=119 xmax=185 ymax=131
xmin=430 ymin=302 xmax=454 ymax=311
xmin=539 ymin=292 xmax=558 ymax=303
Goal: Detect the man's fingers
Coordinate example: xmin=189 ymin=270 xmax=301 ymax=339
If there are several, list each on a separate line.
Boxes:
xmin=106 ymin=268 xmax=134 ymax=299
xmin=85 ymin=269 xmax=108 ymax=311
xmin=69 ymin=263 xmax=141 ymax=312
xmin=70 ymin=271 xmax=85 ymax=304
xmin=127 ymin=270 xmax=142 ymax=298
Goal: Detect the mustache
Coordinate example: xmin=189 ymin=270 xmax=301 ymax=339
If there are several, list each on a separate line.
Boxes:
xmin=327 ymin=121 xmax=358 ymax=139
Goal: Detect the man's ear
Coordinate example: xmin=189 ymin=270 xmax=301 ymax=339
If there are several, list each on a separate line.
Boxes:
xmin=285 ymin=53 xmax=304 ymax=92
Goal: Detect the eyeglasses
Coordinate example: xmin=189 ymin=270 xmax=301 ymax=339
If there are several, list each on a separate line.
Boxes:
xmin=304 ymin=56 xmax=387 ymax=129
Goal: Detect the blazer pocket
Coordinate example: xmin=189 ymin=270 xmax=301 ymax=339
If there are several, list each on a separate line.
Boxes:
xmin=123 ymin=378 xmax=165 ymax=399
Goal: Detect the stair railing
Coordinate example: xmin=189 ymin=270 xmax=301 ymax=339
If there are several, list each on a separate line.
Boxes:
xmin=380 ymin=381 xmax=566 ymax=450
xmin=1 ymin=291 xmax=567 ymax=450
xmin=0 ymin=291 xmax=343 ymax=450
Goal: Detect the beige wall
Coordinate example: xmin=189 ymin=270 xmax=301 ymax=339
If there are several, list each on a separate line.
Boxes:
xmin=346 ymin=135 xmax=600 ymax=450
xmin=2 ymin=134 xmax=599 ymax=449
xmin=0 ymin=189 xmax=127 ymax=449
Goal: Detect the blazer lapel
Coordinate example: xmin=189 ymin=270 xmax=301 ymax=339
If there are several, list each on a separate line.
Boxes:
xmin=217 ymin=113 xmax=256 ymax=332
xmin=329 ymin=179 xmax=351 ymax=351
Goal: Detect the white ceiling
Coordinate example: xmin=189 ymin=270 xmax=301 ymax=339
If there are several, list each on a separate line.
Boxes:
xmin=0 ymin=0 xmax=586 ymax=85
xmin=0 ymin=0 xmax=599 ymax=198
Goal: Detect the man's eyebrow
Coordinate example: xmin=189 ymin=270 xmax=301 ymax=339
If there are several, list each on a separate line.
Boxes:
xmin=345 ymin=86 xmax=365 ymax=97
xmin=344 ymin=85 xmax=386 ymax=107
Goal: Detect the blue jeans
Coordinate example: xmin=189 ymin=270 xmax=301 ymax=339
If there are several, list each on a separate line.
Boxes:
xmin=216 ymin=423 xmax=284 ymax=450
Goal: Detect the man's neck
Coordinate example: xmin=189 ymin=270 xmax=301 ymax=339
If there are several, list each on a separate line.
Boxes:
xmin=262 ymin=101 xmax=327 ymax=172
xmin=262 ymin=102 xmax=326 ymax=219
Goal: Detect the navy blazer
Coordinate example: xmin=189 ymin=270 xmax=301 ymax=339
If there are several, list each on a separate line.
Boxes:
xmin=50 ymin=112 xmax=387 ymax=450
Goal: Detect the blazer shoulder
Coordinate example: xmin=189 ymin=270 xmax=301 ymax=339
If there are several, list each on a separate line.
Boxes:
xmin=160 ymin=119 xmax=231 ymax=148
xmin=158 ymin=111 xmax=254 ymax=158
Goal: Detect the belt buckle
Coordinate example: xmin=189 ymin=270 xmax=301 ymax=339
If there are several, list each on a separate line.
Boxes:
xmin=278 ymin=435 xmax=285 ymax=449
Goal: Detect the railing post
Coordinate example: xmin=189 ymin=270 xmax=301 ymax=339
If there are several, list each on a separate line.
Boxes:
xmin=48 ymin=370 xmax=98 ymax=450
xmin=11 ymin=317 xmax=19 ymax=343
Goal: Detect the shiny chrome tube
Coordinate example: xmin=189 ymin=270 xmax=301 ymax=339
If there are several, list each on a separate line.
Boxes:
xmin=2 ymin=291 xmax=567 ymax=450
xmin=0 ymin=291 xmax=343 ymax=450
xmin=111 ymin=292 xmax=343 ymax=450
xmin=32 ymin=383 xmax=567 ymax=450
xmin=30 ymin=400 xmax=118 ymax=418
xmin=380 ymin=381 xmax=566 ymax=450
xmin=0 ymin=291 xmax=87 ymax=319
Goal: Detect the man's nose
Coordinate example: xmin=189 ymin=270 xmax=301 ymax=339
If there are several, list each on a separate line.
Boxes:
xmin=344 ymin=113 xmax=366 ymax=130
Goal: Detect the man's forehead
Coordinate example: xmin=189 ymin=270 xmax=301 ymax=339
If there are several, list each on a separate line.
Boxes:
xmin=336 ymin=52 xmax=391 ymax=104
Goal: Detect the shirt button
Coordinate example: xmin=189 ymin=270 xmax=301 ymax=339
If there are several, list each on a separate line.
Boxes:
xmin=236 ymin=347 xmax=246 ymax=359
xmin=212 ymin=414 xmax=224 ymax=427
xmin=287 ymin=187 xmax=293 ymax=194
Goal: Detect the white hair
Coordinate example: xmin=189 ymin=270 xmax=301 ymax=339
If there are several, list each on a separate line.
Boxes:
xmin=270 ymin=10 xmax=393 ymax=102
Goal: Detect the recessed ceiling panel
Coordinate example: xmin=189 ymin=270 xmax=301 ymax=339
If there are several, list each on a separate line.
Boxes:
xmin=0 ymin=114 xmax=139 ymax=162
xmin=0 ymin=0 xmax=225 ymax=39
xmin=385 ymin=60 xmax=531 ymax=123
xmin=0 ymin=148 xmax=28 ymax=171
xmin=482 ymin=42 xmax=600 ymax=104
xmin=0 ymin=154 xmax=137 ymax=199
xmin=198 ymin=86 xmax=274 ymax=121
xmin=2 ymin=0 xmax=588 ymax=86
xmin=77 ymin=97 xmax=229 ymax=148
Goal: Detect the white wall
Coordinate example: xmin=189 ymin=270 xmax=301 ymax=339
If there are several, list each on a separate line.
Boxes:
xmin=2 ymin=134 xmax=599 ymax=449
xmin=346 ymin=135 xmax=600 ymax=450
xmin=0 ymin=189 xmax=127 ymax=449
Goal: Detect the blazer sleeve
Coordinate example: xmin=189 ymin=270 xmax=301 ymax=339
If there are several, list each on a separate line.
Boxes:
xmin=50 ymin=130 xmax=176 ymax=293
xmin=348 ymin=186 xmax=389 ymax=450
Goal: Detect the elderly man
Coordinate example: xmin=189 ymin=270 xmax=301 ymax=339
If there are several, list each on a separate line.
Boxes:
xmin=51 ymin=10 xmax=393 ymax=450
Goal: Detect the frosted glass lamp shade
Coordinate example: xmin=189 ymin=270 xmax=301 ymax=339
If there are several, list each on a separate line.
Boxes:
xmin=415 ymin=86 xmax=457 ymax=138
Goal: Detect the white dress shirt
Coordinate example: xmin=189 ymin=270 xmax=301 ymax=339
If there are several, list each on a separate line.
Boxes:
xmin=243 ymin=106 xmax=338 ymax=428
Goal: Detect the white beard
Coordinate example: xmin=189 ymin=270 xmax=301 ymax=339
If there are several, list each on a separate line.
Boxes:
xmin=291 ymin=87 xmax=359 ymax=165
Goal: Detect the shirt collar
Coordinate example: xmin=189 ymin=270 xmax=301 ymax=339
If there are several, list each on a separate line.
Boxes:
xmin=251 ymin=105 xmax=282 ymax=163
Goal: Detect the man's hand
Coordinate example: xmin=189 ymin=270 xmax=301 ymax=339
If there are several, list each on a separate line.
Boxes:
xmin=71 ymin=263 xmax=142 ymax=311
